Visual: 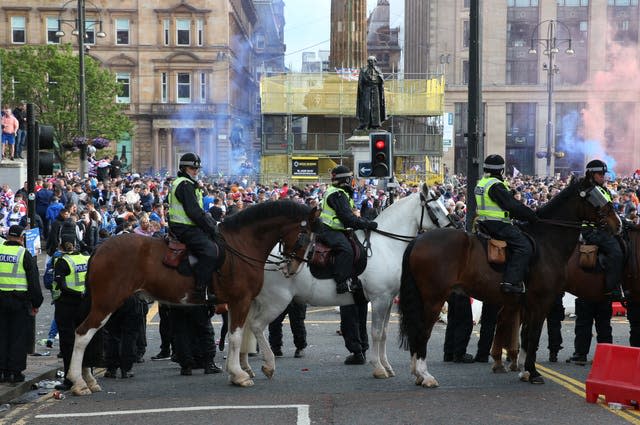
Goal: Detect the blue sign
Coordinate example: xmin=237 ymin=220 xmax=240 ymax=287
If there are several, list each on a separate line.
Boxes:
xmin=24 ymin=228 xmax=41 ymax=256
xmin=358 ymin=161 xmax=372 ymax=178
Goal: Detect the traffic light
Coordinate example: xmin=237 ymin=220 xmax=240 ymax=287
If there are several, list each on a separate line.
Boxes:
xmin=369 ymin=132 xmax=393 ymax=178
xmin=36 ymin=124 xmax=55 ymax=175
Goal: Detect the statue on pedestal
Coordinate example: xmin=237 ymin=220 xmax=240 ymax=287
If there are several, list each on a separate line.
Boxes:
xmin=356 ymin=56 xmax=386 ymax=130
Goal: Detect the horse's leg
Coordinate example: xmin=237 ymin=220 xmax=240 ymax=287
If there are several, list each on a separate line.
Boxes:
xmin=368 ymin=297 xmax=390 ymax=379
xmin=82 ymin=367 xmax=100 ymax=393
xmin=238 ymin=328 xmax=256 ymax=378
xmin=507 ymin=309 xmax=521 ymax=372
xmin=380 ymin=296 xmax=396 ymax=377
xmin=412 ymin=301 xmax=443 ymax=388
xmin=519 ymin=313 xmax=545 ymax=384
xmin=226 ymin=302 xmax=254 ymax=387
xmin=245 ymin=308 xmax=276 ymax=379
xmin=490 ymin=309 xmax=508 ymax=373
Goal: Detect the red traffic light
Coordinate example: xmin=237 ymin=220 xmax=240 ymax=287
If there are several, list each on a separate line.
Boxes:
xmin=375 ymin=140 xmax=386 ymax=150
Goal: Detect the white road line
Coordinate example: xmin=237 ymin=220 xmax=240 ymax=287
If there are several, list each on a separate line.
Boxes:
xmin=36 ymin=404 xmax=310 ymax=425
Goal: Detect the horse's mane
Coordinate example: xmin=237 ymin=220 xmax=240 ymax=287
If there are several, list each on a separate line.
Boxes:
xmin=536 ymin=176 xmax=589 ymax=219
xmin=220 ymin=200 xmax=311 ymax=231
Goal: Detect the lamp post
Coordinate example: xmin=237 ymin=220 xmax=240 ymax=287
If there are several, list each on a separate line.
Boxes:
xmin=56 ymin=0 xmax=105 ymax=177
xmin=529 ymin=20 xmax=574 ymax=177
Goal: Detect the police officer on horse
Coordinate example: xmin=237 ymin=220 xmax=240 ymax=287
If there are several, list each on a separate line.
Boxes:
xmin=474 ymin=154 xmax=538 ymax=294
xmin=319 ymin=165 xmax=378 ymax=294
xmin=582 ymin=159 xmax=623 ymax=300
xmin=168 ymin=153 xmax=220 ymax=300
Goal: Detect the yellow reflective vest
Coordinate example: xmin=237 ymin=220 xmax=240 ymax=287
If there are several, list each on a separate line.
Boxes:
xmin=474 ymin=176 xmax=511 ymax=222
xmin=168 ymin=176 xmax=203 ymax=226
xmin=52 ymin=253 xmax=89 ymax=300
xmin=0 ymin=244 xmax=27 ymax=292
xmin=320 ymin=186 xmax=355 ymax=230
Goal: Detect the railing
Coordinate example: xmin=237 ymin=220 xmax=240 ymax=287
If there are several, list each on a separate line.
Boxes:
xmin=151 ymin=103 xmax=224 ymax=115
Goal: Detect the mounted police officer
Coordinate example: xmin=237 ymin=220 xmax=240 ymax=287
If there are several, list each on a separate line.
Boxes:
xmin=319 ymin=165 xmax=378 ymax=294
xmin=474 ymin=154 xmax=538 ymax=294
xmin=0 ymin=225 xmax=42 ymax=383
xmin=168 ymin=153 xmax=220 ymax=301
xmin=53 ymin=232 xmax=91 ymax=391
xmin=582 ymin=159 xmax=623 ymax=300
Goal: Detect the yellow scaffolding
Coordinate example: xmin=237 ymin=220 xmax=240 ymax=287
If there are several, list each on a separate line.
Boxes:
xmin=260 ymin=73 xmax=445 ymax=116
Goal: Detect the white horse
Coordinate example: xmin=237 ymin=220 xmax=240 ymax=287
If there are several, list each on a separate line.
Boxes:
xmin=241 ymin=183 xmax=453 ymax=380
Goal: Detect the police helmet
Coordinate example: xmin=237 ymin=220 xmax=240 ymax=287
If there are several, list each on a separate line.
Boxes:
xmin=585 ymin=159 xmax=607 ymax=174
xmin=331 ymin=165 xmax=353 ymax=184
xmin=179 ymin=152 xmax=201 ymax=170
xmin=483 ymin=154 xmax=505 ymax=173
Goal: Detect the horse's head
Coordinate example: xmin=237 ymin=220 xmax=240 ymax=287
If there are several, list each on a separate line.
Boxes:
xmin=419 ymin=183 xmax=456 ymax=231
xmin=577 ymin=178 xmax=622 ymax=235
xmin=279 ymin=206 xmax=321 ymax=277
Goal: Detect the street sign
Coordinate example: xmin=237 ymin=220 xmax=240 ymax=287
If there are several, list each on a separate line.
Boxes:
xmin=357 ymin=161 xmax=372 ymax=178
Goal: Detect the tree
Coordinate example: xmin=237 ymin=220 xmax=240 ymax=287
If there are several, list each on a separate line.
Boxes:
xmin=0 ymin=44 xmax=133 ymax=169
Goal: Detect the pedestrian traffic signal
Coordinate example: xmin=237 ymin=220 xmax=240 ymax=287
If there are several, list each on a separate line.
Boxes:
xmin=37 ymin=124 xmax=55 ymax=175
xmin=369 ymin=132 xmax=393 ymax=178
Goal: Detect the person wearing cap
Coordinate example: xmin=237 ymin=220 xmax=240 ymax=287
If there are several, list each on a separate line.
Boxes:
xmin=581 ymin=159 xmax=623 ymax=300
xmin=0 ymin=225 xmax=43 ymax=383
xmin=474 ymin=154 xmax=538 ymax=295
xmin=52 ymin=232 xmax=92 ymax=391
xmin=319 ymin=165 xmax=378 ymax=294
xmin=168 ymin=152 xmax=220 ymax=301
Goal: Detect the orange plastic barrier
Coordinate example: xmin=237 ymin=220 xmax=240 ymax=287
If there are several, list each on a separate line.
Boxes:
xmin=585 ymin=343 xmax=640 ymax=406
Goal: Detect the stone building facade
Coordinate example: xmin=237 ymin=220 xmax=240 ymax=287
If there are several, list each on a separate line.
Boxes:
xmin=0 ymin=0 xmax=285 ymax=176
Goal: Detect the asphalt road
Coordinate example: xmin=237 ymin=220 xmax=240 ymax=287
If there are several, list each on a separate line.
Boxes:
xmin=2 ymin=304 xmax=639 ymax=425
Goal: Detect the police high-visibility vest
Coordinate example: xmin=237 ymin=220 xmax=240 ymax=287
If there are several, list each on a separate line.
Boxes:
xmin=0 ymin=244 xmax=27 ymax=292
xmin=52 ymin=253 xmax=89 ymax=300
xmin=320 ymin=186 xmax=355 ymax=230
xmin=474 ymin=176 xmax=511 ymax=222
xmin=582 ymin=185 xmax=613 ymax=228
xmin=168 ymin=176 xmax=203 ymax=226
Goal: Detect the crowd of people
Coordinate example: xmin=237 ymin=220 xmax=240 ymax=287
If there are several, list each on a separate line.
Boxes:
xmin=1 ymin=148 xmax=638 ymax=387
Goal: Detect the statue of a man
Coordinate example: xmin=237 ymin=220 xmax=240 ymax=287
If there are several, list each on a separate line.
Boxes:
xmin=356 ymin=56 xmax=386 ymax=130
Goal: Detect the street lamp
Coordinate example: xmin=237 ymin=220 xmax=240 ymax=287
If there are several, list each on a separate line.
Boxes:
xmin=56 ymin=0 xmax=106 ymax=177
xmin=529 ymin=20 xmax=574 ymax=177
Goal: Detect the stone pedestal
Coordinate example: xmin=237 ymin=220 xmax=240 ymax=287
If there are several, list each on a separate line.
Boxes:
xmin=0 ymin=160 xmax=26 ymax=191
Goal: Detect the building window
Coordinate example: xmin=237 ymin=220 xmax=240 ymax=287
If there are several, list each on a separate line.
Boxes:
xmin=115 ymin=18 xmax=129 ymax=45
xmin=462 ymin=21 xmax=469 ymax=48
xmin=464 ymin=0 xmax=470 ymax=7
xmin=11 ymin=16 xmax=26 ymax=44
xmin=508 ymin=0 xmax=539 ymax=5
xmin=116 ymin=72 xmax=131 ymax=104
xmin=47 ymin=17 xmax=59 ymax=44
xmin=558 ymin=0 xmax=589 ymax=5
xmin=163 ymin=19 xmax=170 ymax=45
xmin=608 ymin=0 xmax=638 ymax=5
xmin=85 ymin=20 xmax=96 ymax=44
xmin=462 ymin=60 xmax=469 ymax=85
xmin=176 ymin=19 xmax=190 ymax=46
xmin=256 ymin=33 xmax=265 ymax=50
xmin=554 ymin=102 xmax=586 ymax=175
xmin=197 ymin=19 xmax=204 ymax=46
xmin=505 ymin=103 xmax=536 ymax=175
xmin=177 ymin=72 xmax=191 ymax=103
xmin=161 ymin=72 xmax=168 ymax=103
xmin=199 ymin=72 xmax=206 ymax=103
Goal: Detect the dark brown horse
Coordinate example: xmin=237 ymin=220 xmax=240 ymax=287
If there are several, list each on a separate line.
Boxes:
xmin=490 ymin=227 xmax=640 ymax=372
xmin=68 ymin=200 xmax=318 ymax=396
xmin=398 ymin=177 xmax=622 ymax=387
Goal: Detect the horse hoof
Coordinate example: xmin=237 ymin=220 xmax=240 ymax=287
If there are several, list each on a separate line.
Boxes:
xmin=261 ymin=366 xmax=275 ymax=379
xmin=518 ymin=371 xmax=530 ymax=382
xmin=421 ymin=377 xmax=439 ymax=388
xmin=492 ymin=365 xmax=508 ymax=374
xmin=89 ymin=383 xmax=102 ymax=393
xmin=235 ymin=378 xmax=254 ymax=387
xmin=414 ymin=376 xmax=424 ymax=386
xmin=244 ymin=369 xmax=256 ymax=379
xmin=373 ymin=368 xmax=389 ymax=379
xmin=385 ymin=367 xmax=396 ymax=377
xmin=509 ymin=364 xmax=521 ymax=372
xmin=71 ymin=385 xmax=92 ymax=396
xmin=529 ymin=375 xmax=545 ymax=385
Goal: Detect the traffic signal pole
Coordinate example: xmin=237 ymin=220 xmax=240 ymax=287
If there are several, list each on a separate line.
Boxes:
xmin=26 ymin=104 xmax=37 ymax=229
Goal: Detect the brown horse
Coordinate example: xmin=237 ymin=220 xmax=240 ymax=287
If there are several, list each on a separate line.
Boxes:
xmin=67 ymin=200 xmax=318 ymax=396
xmin=490 ymin=227 xmax=640 ymax=372
xmin=398 ymin=177 xmax=622 ymax=387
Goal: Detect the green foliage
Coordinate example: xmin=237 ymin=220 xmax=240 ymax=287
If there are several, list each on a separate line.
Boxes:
xmin=0 ymin=44 xmax=133 ymax=168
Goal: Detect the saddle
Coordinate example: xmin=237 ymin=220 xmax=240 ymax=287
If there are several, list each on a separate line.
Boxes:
xmin=475 ymin=222 xmax=536 ymax=266
xmin=307 ymin=232 xmax=367 ymax=280
xmin=162 ymin=234 xmax=225 ymax=277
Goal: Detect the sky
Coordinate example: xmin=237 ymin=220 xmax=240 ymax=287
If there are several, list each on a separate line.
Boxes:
xmin=283 ymin=0 xmax=404 ymax=72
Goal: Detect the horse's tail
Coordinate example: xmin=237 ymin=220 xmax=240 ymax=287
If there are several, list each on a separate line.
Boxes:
xmin=398 ymin=238 xmax=424 ymax=353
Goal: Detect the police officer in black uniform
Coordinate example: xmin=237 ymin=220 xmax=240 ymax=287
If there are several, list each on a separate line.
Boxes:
xmin=103 ymin=294 xmax=141 ymax=379
xmin=170 ymin=304 xmax=221 ymax=375
xmin=0 ymin=225 xmax=43 ymax=383
xmin=567 ymin=297 xmax=612 ymax=365
xmin=443 ymin=293 xmax=474 ymax=363
xmin=474 ymin=154 xmax=538 ymax=294
xmin=269 ymin=301 xmax=308 ymax=358
xmin=582 ymin=159 xmax=623 ymax=300
xmin=318 ymin=165 xmax=378 ymax=294
xmin=168 ymin=153 xmax=220 ymax=300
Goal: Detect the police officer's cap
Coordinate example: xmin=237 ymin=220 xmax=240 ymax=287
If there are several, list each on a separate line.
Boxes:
xmin=179 ymin=152 xmax=201 ymax=169
xmin=483 ymin=154 xmax=505 ymax=171
xmin=331 ymin=165 xmax=353 ymax=181
xmin=586 ymin=159 xmax=608 ymax=174
xmin=7 ymin=225 xmax=25 ymax=238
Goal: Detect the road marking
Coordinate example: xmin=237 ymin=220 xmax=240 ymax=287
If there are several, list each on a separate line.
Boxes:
xmin=537 ymin=363 xmax=640 ymax=424
xmin=35 ymin=404 xmax=310 ymax=425
xmin=147 ymin=302 xmax=159 ymax=324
